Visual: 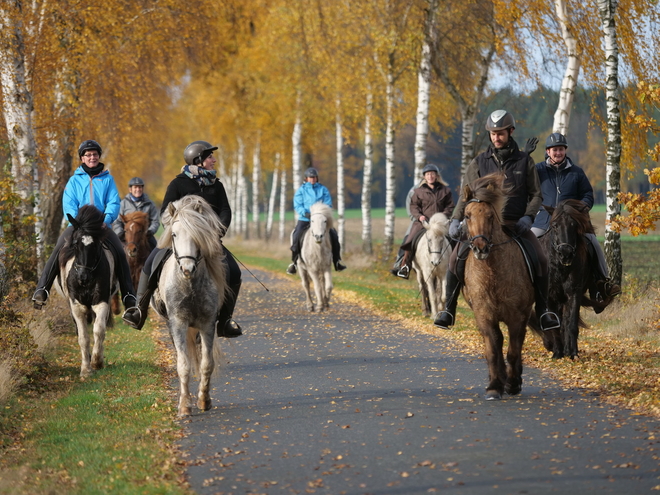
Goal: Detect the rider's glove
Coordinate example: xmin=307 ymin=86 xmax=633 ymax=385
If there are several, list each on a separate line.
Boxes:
xmin=524 ymin=137 xmax=539 ymax=154
xmin=448 ymin=219 xmax=461 ymax=239
xmin=304 ymin=212 xmax=311 ymax=219
xmin=515 ymin=215 xmax=533 ymax=233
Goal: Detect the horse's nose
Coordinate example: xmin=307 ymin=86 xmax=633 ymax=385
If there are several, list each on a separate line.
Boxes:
xmin=315 ymin=235 xmax=323 ymax=243
xmin=180 ymin=265 xmax=196 ymax=278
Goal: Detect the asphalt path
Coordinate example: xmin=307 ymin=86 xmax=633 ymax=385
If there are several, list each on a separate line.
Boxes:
xmin=177 ymin=267 xmax=660 ymax=495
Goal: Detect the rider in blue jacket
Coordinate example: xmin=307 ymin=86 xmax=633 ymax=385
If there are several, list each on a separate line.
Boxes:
xmin=532 ymin=132 xmax=621 ymax=312
xmin=31 ymin=140 xmax=137 ymax=312
xmin=286 ymin=167 xmax=346 ymax=275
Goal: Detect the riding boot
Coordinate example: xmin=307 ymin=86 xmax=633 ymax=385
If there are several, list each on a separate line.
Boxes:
xmin=391 ymin=249 xmax=405 ymax=276
xmin=329 ymin=228 xmax=346 ymax=271
xmin=105 ymin=232 xmax=137 ymax=310
xmin=31 ymin=229 xmax=72 ymax=309
xmin=216 ymin=281 xmax=243 ymax=338
xmin=534 ymin=274 xmax=560 ymax=331
xmin=585 ymin=238 xmax=621 ymax=314
xmin=287 ymin=254 xmax=298 ymax=275
xmin=397 ymin=251 xmax=411 ymax=279
xmin=122 ymin=273 xmax=152 ymax=330
xmin=433 ymin=268 xmax=462 ymax=329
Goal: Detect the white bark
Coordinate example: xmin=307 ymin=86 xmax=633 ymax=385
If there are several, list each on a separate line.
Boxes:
xmin=0 ymin=3 xmax=36 ymax=218
xmin=598 ymin=0 xmax=622 ymax=285
xmin=361 ymin=91 xmax=374 ymax=255
xmin=383 ymin=68 xmax=397 ymax=255
xmin=266 ymin=154 xmax=280 ymax=240
xmin=252 ymin=137 xmax=261 ymax=239
xmin=237 ymin=138 xmax=248 ymax=239
xmin=292 ymin=92 xmax=303 ymax=198
xmin=413 ymin=1 xmax=436 ymax=184
xmin=278 ymin=167 xmax=287 ymax=243
xmin=552 ymin=0 xmax=581 ymax=134
xmin=335 ymin=98 xmax=345 ymax=253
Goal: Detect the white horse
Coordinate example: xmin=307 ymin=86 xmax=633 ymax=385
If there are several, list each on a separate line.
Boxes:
xmin=412 ymin=212 xmax=451 ymax=317
xmin=295 ymin=202 xmax=334 ymax=312
xmin=152 ymin=195 xmax=227 ymax=416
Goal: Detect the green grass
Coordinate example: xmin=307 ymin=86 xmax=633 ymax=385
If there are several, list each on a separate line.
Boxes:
xmin=0 ymin=318 xmax=188 ymax=495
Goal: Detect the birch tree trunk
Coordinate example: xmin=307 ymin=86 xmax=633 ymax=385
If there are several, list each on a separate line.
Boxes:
xmin=552 ymin=0 xmax=581 ymax=134
xmin=598 ymin=0 xmax=622 ymax=286
xmin=361 ymin=91 xmax=374 ymax=255
xmin=252 ymin=137 xmax=261 ymax=239
xmin=0 ymin=2 xmax=36 ymax=221
xmin=382 ymin=66 xmax=397 ymax=256
xmin=292 ymin=92 xmax=303 ymax=200
xmin=335 ymin=98 xmax=345 ymax=253
xmin=266 ymin=154 xmax=280 ymax=240
xmin=237 ymin=138 xmax=248 ymax=239
xmin=413 ymin=0 xmax=437 ymax=184
xmin=278 ymin=168 xmax=288 ymax=243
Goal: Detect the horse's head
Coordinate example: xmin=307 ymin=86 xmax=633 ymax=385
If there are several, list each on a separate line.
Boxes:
xmin=66 ymin=205 xmax=107 ymax=285
xmin=550 ymin=200 xmax=594 ymax=266
xmin=309 ymin=202 xmax=333 ymax=244
xmin=424 ymin=213 xmax=449 ymax=267
xmin=122 ymin=211 xmax=149 ymax=258
xmin=463 ymin=174 xmax=508 ymax=260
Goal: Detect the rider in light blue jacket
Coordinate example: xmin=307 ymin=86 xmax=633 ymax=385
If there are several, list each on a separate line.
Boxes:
xmin=286 ymin=167 xmax=346 ymax=275
xmin=31 ymin=140 xmax=136 ymax=312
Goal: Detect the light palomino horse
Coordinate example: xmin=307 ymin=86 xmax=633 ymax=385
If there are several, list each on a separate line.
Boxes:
xmin=152 ymin=195 xmax=227 ymax=416
xmin=56 ymin=205 xmax=117 ymax=378
xmin=412 ymin=212 xmax=451 ymax=317
xmin=296 ymin=202 xmax=334 ymax=312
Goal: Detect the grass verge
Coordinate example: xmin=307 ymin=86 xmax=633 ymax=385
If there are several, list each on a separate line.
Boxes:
xmin=0 ymin=302 xmax=189 ymax=495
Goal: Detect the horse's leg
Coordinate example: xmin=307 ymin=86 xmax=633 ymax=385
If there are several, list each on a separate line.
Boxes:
xmin=564 ymin=294 xmax=581 ymax=359
xmin=416 ymin=267 xmax=431 ymax=317
xmin=299 ymin=266 xmax=314 ymax=312
xmin=505 ymin=317 xmax=528 ymax=396
xmin=476 ymin=317 xmax=506 ymax=400
xmin=197 ymin=326 xmax=215 ymax=412
xmin=427 ymin=272 xmax=438 ymax=316
xmin=90 ymin=303 xmax=109 ymax=371
xmin=111 ymin=294 xmax=121 ymax=315
xmin=323 ymin=268 xmax=333 ymax=310
xmin=71 ymin=302 xmax=93 ymax=378
xmin=311 ymin=270 xmax=326 ymax=312
xmin=170 ymin=320 xmax=193 ymax=416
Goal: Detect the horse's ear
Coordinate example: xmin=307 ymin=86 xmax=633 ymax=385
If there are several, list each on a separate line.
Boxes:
xmin=67 ymin=213 xmax=78 ymax=229
xmin=167 ymin=203 xmax=177 ymax=217
xmin=464 ymin=184 xmax=474 ymax=202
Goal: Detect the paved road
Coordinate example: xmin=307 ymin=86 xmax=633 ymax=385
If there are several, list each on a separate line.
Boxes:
xmin=177 ymin=268 xmax=660 ymax=495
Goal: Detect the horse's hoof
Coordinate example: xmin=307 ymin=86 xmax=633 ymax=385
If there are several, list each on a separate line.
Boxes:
xmin=485 ymin=390 xmax=501 ymax=401
xmin=505 ymin=385 xmax=521 ymax=396
xmin=80 ymin=368 xmax=93 ymax=379
xmin=198 ymin=399 xmax=212 ymax=411
xmin=178 ymin=406 xmax=192 ymax=417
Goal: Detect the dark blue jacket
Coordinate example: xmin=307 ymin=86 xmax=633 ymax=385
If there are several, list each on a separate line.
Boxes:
xmin=533 ymin=157 xmax=594 ymax=231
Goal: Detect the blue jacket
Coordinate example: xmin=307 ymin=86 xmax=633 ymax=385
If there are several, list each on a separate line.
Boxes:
xmin=293 ymin=181 xmax=332 ymax=221
xmin=533 ymin=157 xmax=594 ymax=231
xmin=62 ymin=165 xmax=121 ymax=226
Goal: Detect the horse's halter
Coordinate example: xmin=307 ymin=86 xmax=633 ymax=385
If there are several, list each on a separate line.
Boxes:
xmin=170 ymin=220 xmax=203 ymax=271
xmin=551 ymin=224 xmax=577 ymax=266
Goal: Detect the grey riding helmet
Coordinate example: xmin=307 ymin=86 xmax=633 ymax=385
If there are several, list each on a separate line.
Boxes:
xmin=184 ymin=141 xmax=218 ymax=165
xmin=128 ymin=177 xmax=145 ymax=187
xmin=305 ymin=167 xmax=319 ymax=178
xmin=545 ymin=132 xmax=568 ymax=149
xmin=485 ymin=110 xmax=515 ymax=131
xmin=422 ymin=164 xmax=440 ymax=175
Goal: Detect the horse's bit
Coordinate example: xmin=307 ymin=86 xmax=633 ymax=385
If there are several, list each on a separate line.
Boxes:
xmin=171 ymin=222 xmax=203 ymax=270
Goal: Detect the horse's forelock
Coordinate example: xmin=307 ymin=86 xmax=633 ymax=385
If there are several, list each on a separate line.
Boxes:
xmin=310 ymin=202 xmax=333 ymax=228
xmin=125 ymin=211 xmax=149 ymax=229
xmin=468 ymin=174 xmax=508 ymax=224
xmin=428 ymin=213 xmax=448 ymax=236
xmin=554 ymin=200 xmax=595 ymax=235
xmin=75 ymin=205 xmax=108 ymax=240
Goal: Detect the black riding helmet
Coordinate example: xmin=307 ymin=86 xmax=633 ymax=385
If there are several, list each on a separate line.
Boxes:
xmin=78 ymin=139 xmax=102 ymax=157
xmin=545 ymin=132 xmax=568 ymax=149
xmin=422 ymin=164 xmax=440 ymax=175
xmin=184 ymin=141 xmax=218 ymax=165
xmin=305 ymin=167 xmax=319 ymax=178
xmin=128 ymin=177 xmax=145 ymax=187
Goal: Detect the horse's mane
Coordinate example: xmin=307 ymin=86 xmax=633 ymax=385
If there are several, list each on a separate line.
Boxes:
xmin=552 ymin=199 xmax=595 ymax=235
xmin=60 ymin=205 xmax=108 ymax=264
xmin=464 ymin=173 xmax=509 ymax=225
xmin=159 ymin=195 xmax=227 ymax=292
xmin=427 ymin=212 xmax=449 ymax=237
xmin=310 ymin=202 xmax=333 ymax=229
xmin=123 ymin=210 xmax=149 ymax=228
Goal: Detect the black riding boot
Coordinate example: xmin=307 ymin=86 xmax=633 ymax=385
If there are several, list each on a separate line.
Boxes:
xmin=216 ymin=281 xmax=243 ymax=338
xmin=329 ymin=228 xmax=346 ymax=271
xmin=433 ymin=269 xmax=462 ymax=329
xmin=535 ymin=274 xmax=560 ymax=331
xmin=585 ymin=240 xmax=621 ymax=314
xmin=122 ymin=273 xmax=152 ymax=330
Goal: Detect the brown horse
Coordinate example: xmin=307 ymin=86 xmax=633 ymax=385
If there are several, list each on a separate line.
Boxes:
xmin=462 ymin=174 xmax=535 ymax=400
xmin=111 ymin=211 xmax=150 ymax=315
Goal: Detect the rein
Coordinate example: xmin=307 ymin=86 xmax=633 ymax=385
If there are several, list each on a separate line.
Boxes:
xmin=74 ymin=243 xmax=105 ymax=273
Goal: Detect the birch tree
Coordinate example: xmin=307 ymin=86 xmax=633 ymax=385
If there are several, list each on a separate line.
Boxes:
xmin=252 ymin=138 xmax=262 ymax=239
xmin=598 ymin=0 xmax=622 ymax=286
xmin=278 ymin=167 xmax=288 ymax=243
xmin=266 ymin=154 xmax=281 ymax=240
xmin=361 ymin=91 xmax=375 ymax=255
xmin=552 ymin=0 xmax=581 ymax=134
xmin=335 ymin=98 xmax=345 ymax=252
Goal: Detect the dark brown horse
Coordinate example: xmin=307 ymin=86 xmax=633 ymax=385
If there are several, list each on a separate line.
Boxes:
xmin=111 ymin=211 xmax=150 ymax=315
xmin=529 ymin=199 xmax=595 ymax=359
xmin=462 ymin=174 xmax=534 ymax=400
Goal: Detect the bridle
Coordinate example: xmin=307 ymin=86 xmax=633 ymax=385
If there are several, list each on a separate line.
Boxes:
xmin=171 ymin=221 xmax=203 ymax=270
xmin=73 ymin=237 xmax=104 ymax=275
xmin=464 ymin=198 xmax=513 ymax=254
xmin=310 ymin=212 xmax=328 ymax=242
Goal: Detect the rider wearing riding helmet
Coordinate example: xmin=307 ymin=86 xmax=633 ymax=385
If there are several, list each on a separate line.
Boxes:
xmin=31 ymin=139 xmax=137 ymax=312
xmin=122 ymin=141 xmax=243 ymax=338
xmin=532 ymin=132 xmax=621 ymax=312
xmin=395 ymin=163 xmax=454 ymax=279
xmin=433 ymin=110 xmax=560 ymax=332
xmin=286 ymin=167 xmax=347 ymax=275
xmin=112 ymin=176 xmax=160 ymax=251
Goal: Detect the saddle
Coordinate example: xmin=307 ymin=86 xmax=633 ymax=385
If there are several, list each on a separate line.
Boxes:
xmin=502 ymin=226 xmax=537 ymax=283
xmin=148 ymin=248 xmax=172 ymax=289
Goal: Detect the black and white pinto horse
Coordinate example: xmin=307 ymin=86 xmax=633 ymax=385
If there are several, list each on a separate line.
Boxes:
xmin=152 ymin=195 xmax=228 ymax=416
xmin=411 ymin=212 xmax=451 ymax=317
xmin=56 ymin=205 xmax=117 ymax=378
xmin=295 ymin=202 xmax=334 ymax=312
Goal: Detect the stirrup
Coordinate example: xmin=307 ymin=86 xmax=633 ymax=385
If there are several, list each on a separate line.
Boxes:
xmin=539 ymin=311 xmax=560 ymax=332
xmin=32 ymin=288 xmax=49 ymax=309
xmin=122 ymin=307 xmax=143 ymax=329
xmin=216 ymin=319 xmax=243 ymax=338
xmin=286 ymin=263 xmax=297 ymax=275
xmin=397 ymin=265 xmax=410 ymax=279
xmin=433 ymin=310 xmax=455 ymax=329
xmin=335 ymin=260 xmax=347 ymax=272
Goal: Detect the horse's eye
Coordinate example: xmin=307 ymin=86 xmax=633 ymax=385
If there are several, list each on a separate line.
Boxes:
xmin=172 ymin=232 xmax=177 ymax=238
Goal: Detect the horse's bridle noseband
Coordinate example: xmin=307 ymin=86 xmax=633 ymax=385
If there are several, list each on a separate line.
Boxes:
xmin=171 ymin=222 xmax=203 ymax=270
